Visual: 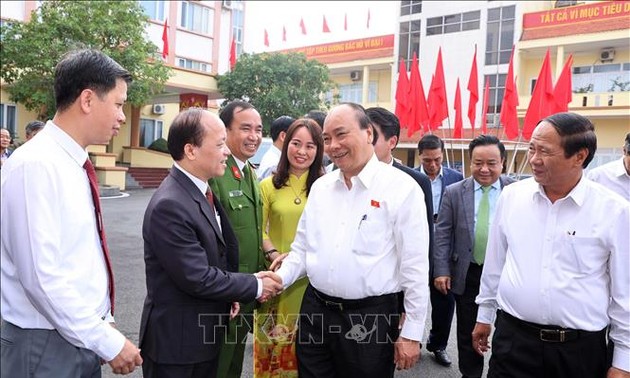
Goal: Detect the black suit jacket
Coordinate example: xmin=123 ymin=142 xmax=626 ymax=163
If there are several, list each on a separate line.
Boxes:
xmin=139 ymin=167 xmax=258 ymax=365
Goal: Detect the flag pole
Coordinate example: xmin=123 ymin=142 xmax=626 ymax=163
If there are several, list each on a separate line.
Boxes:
xmin=507 ymin=135 xmax=523 ymax=175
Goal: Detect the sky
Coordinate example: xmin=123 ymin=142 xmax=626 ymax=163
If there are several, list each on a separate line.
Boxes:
xmin=243 ymin=1 xmax=398 ymax=53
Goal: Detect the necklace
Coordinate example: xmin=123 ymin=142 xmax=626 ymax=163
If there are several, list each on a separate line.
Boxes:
xmin=288 ymin=183 xmax=304 ymax=205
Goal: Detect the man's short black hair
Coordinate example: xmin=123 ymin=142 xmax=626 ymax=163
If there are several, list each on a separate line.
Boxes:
xmin=25 ymin=121 xmax=45 ymax=137
xmin=219 ymin=100 xmax=255 ymax=129
xmin=270 ymin=116 xmax=295 ymax=141
xmin=417 ymin=134 xmax=444 ymax=153
xmin=468 ymin=134 xmax=506 ymax=161
xmin=542 ymin=112 xmax=597 ymax=168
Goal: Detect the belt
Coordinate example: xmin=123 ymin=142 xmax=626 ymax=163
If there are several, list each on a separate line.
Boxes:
xmin=499 ymin=310 xmax=605 ymax=343
xmin=311 ymin=286 xmax=398 ymax=312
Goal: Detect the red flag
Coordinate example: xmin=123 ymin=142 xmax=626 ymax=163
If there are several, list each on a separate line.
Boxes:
xmin=453 ymin=79 xmax=463 ymax=139
xmin=161 ymin=18 xmax=169 ymax=59
xmin=323 ymin=15 xmax=331 ymax=33
xmin=264 ymin=29 xmax=269 ymax=47
xmin=428 ymin=48 xmax=448 ymax=130
xmin=553 ymin=55 xmax=573 ymax=113
xmin=300 ymin=17 xmax=307 ymax=35
xmin=522 ymin=49 xmax=554 ymax=140
xmin=467 ymin=45 xmax=479 ymax=131
xmin=480 ymin=77 xmax=490 ymax=135
xmin=500 ymin=47 xmax=519 ymax=140
xmin=344 ymin=13 xmax=348 ymax=31
xmin=229 ymin=37 xmax=236 ymax=70
xmin=394 ymin=59 xmax=410 ymax=129
xmin=367 ymin=9 xmax=371 ymax=29
xmin=408 ymin=52 xmax=430 ymax=136
xmin=282 ymin=25 xmax=287 ymax=42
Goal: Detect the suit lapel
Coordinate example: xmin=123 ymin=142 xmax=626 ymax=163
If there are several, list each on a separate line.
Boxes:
xmin=171 ymin=167 xmax=225 ymax=246
xmin=462 ymin=178 xmax=476 ymax=245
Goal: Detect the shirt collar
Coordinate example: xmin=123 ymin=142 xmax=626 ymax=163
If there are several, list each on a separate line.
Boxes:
xmin=474 ymin=178 xmax=501 ymax=191
xmin=233 ymin=156 xmax=247 ymax=172
xmin=613 ymin=158 xmax=629 ymax=178
xmin=420 ymin=165 xmax=444 ymax=179
xmin=173 ymin=162 xmax=208 ymax=195
xmin=334 ymin=153 xmax=380 ymax=189
xmin=46 ymin=121 xmax=88 ymax=167
xmin=534 ymin=175 xmax=588 ymax=207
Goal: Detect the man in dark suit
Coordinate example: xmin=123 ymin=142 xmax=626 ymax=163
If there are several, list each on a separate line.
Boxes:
xmin=139 ymin=108 xmax=282 ymax=378
xmin=433 ymin=135 xmax=515 ymax=378
xmin=414 ymin=134 xmax=463 ymax=366
xmin=209 ymin=100 xmax=266 ymax=378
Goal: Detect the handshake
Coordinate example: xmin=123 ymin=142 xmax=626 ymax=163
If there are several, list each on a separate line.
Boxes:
xmin=254 ymin=271 xmax=283 ymax=302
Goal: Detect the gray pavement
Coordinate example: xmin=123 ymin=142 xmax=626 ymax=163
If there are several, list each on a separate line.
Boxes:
xmin=102 ymin=188 xmax=489 ymax=378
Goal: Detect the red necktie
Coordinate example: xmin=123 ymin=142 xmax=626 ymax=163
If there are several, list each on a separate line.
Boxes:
xmin=206 ymin=189 xmax=215 ymax=212
xmin=83 ymin=159 xmax=115 ymax=315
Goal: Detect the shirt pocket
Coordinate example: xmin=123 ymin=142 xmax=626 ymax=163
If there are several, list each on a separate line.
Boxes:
xmin=562 ymin=235 xmax=607 ymax=275
xmin=352 ymin=217 xmax=388 ymax=256
xmin=226 ymin=195 xmax=252 ymax=229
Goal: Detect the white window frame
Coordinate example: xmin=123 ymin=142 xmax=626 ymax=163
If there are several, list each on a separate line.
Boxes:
xmin=140 ymin=118 xmax=164 ymax=148
xmin=0 ymin=103 xmax=17 ymax=137
xmin=139 ymin=0 xmax=166 ymax=21
xmin=176 ymin=57 xmax=212 ymax=73
xmin=180 ymin=1 xmax=212 ymax=35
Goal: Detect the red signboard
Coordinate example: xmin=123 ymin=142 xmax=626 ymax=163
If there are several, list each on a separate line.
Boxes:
xmin=282 ymin=34 xmax=394 ymax=61
xmin=523 ymin=1 xmax=630 ymax=28
xmin=179 ymin=93 xmax=208 ymax=111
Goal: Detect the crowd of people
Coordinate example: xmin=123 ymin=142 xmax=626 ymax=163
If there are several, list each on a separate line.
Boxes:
xmin=1 ymin=49 xmax=628 ymax=378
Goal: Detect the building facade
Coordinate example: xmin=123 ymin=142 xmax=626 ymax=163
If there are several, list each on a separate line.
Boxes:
xmin=394 ymin=0 xmax=629 ymax=174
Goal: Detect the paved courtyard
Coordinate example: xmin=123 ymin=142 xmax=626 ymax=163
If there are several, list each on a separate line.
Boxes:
xmin=101 ymin=188 xmax=489 ymax=378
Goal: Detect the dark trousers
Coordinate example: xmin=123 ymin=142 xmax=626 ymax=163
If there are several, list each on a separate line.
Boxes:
xmin=488 ymin=311 xmax=607 ymax=378
xmin=454 ymin=263 xmax=484 ymax=378
xmin=426 ymin=281 xmax=455 ymax=351
xmin=296 ymin=284 xmax=400 ymax=378
xmin=141 ymin=353 xmax=218 ymax=378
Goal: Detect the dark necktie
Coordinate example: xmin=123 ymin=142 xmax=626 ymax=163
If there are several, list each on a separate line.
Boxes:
xmin=83 ymin=159 xmax=115 ymax=315
xmin=206 ymin=189 xmax=215 ymax=212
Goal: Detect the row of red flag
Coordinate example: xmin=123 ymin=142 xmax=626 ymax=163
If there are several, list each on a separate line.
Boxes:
xmin=263 ymin=10 xmax=371 ymax=47
xmin=395 ymin=46 xmax=573 ymax=141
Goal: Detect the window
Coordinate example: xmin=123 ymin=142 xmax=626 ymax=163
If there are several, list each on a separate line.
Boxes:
xmin=177 ymin=57 xmax=211 ymax=73
xmin=398 ymin=20 xmax=421 ymax=70
xmin=139 ymin=0 xmax=166 ymax=21
xmin=400 ymin=1 xmax=422 ymax=17
xmin=180 ymin=1 xmax=212 ymax=34
xmin=231 ymin=1 xmax=244 ymax=57
xmin=573 ymin=64 xmax=630 ymax=93
xmin=427 ymin=11 xmax=480 ymax=36
xmin=0 ymin=103 xmax=17 ymax=137
xmin=555 ymin=0 xmax=577 ymax=8
xmin=140 ymin=119 xmax=163 ymax=147
xmin=484 ymin=74 xmax=506 ymax=128
xmin=330 ymin=82 xmax=378 ymax=104
xmin=486 ymin=6 xmax=515 ymax=65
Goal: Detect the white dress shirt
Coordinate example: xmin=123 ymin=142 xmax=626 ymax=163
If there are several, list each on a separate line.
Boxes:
xmin=0 ymin=122 xmax=125 ymax=361
xmin=476 ymin=177 xmax=630 ymax=371
xmin=420 ymin=166 xmax=443 ymax=216
xmin=586 ymin=158 xmax=630 ymax=201
xmin=277 ymin=154 xmax=430 ymax=341
xmin=256 ymin=144 xmax=281 ymax=181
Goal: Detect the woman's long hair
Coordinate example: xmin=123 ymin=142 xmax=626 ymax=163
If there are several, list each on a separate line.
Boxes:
xmin=272 ymin=118 xmax=325 ymax=196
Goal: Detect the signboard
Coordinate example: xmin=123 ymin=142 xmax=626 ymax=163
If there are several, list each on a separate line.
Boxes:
xmin=523 ymin=1 xmax=630 ymax=28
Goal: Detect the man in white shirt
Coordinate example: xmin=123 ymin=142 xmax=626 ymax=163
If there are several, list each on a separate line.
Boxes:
xmin=257 ymin=115 xmax=294 ymax=180
xmin=1 ymin=49 xmax=142 ymax=376
xmin=473 ymin=112 xmax=630 ymax=378
xmin=273 ymin=103 xmax=430 ymax=377
xmin=586 ymin=132 xmax=630 ymax=201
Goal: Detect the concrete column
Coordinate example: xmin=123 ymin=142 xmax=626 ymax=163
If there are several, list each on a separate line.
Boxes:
xmin=362 ymin=66 xmax=370 ymax=106
xmin=555 ymin=45 xmax=565 ymax=79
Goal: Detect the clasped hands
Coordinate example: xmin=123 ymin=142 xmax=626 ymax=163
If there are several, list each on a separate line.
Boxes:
xmin=255 ymin=271 xmax=283 ymax=302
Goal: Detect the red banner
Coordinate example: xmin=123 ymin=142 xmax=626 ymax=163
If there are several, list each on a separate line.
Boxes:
xmin=179 ymin=93 xmax=208 ymax=111
xmin=523 ymin=1 xmax=630 ymax=28
xmin=284 ymin=34 xmax=394 ymax=59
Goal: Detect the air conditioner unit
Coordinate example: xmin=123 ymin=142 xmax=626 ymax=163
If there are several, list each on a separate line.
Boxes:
xmin=222 ymin=0 xmax=232 ymax=9
xmin=600 ymin=48 xmax=615 ymax=62
xmin=350 ymin=70 xmax=362 ymax=81
xmin=152 ymin=104 xmax=165 ymax=115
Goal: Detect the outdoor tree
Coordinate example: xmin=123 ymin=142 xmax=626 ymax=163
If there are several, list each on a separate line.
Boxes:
xmin=217 ymin=52 xmax=336 ymax=129
xmin=0 ymin=0 xmax=172 ymax=120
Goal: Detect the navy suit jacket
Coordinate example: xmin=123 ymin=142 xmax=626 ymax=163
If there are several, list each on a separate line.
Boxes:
xmin=414 ymin=165 xmax=463 ymax=214
xmin=139 ymin=167 xmax=258 ymax=365
xmin=433 ymin=175 xmax=515 ymax=294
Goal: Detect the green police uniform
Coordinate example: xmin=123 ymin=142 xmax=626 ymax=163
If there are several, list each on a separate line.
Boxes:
xmin=209 ymin=155 xmax=264 ymax=378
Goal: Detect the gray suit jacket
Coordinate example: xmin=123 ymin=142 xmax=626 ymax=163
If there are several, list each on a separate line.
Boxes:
xmin=433 ymin=175 xmax=515 ymax=295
